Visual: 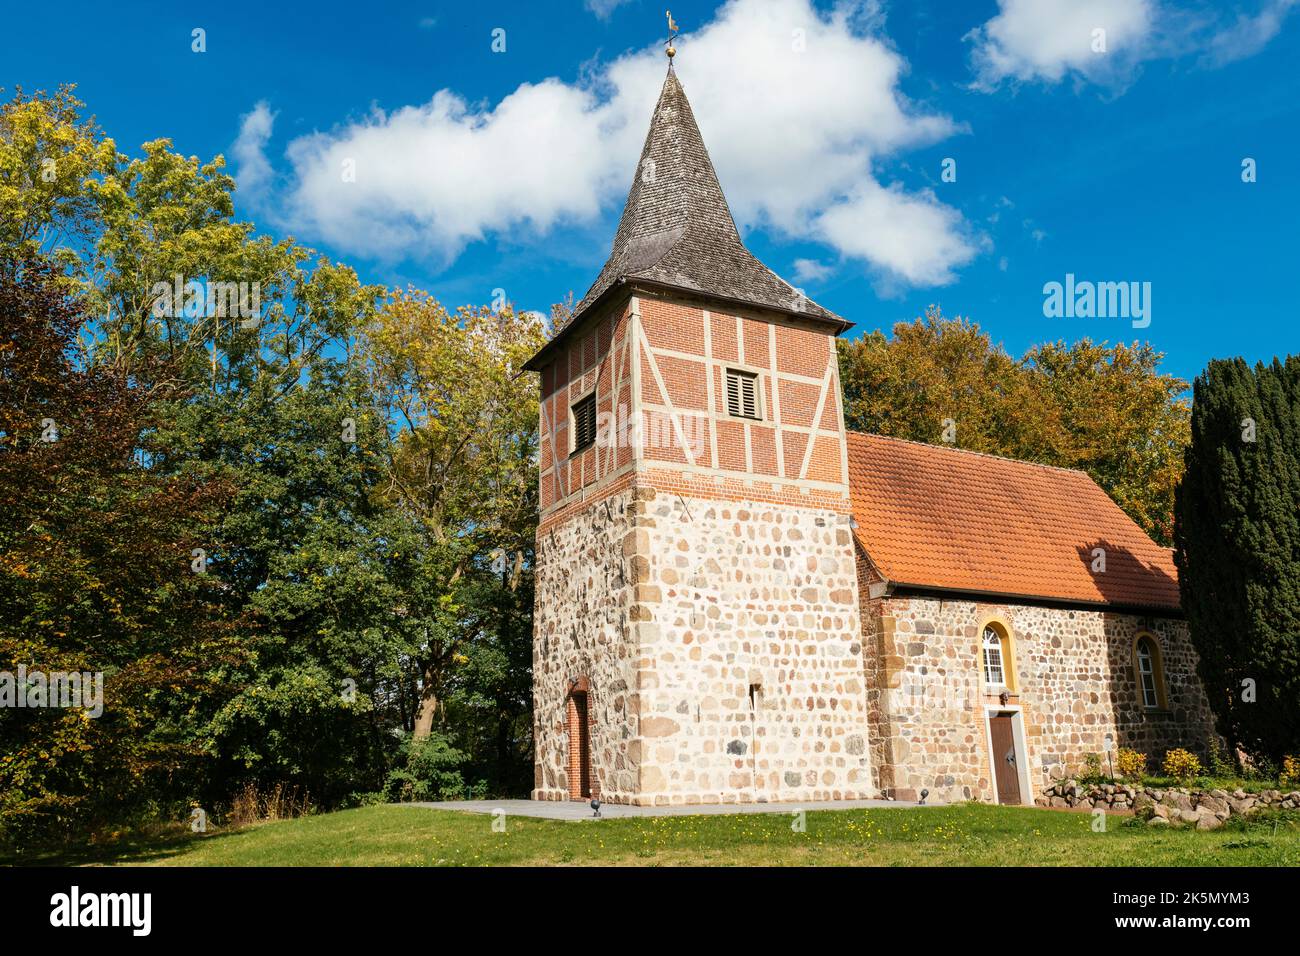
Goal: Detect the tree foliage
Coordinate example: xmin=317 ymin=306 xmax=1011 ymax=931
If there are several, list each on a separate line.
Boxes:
xmin=838 ymin=307 xmax=1190 ymax=544
xmin=0 ymin=86 xmax=115 ymax=277
xmin=1 ymin=87 xmax=545 ymax=835
xmin=0 ymin=256 xmax=248 ymax=836
xmin=362 ymin=294 xmax=544 ymax=791
xmin=1174 ymin=357 xmax=1300 ymax=762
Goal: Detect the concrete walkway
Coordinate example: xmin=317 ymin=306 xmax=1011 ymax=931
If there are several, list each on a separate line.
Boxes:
xmin=405 ymin=797 xmax=938 ymax=821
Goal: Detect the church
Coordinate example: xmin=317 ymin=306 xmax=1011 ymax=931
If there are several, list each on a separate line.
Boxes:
xmin=522 ymin=63 xmax=1215 ymax=807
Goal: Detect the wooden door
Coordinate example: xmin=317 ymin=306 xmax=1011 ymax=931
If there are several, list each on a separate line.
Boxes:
xmin=989 ymin=714 xmax=1021 ymax=805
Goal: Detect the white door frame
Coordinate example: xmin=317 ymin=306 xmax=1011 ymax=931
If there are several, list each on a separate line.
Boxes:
xmin=982 ymin=704 xmax=1033 ymax=806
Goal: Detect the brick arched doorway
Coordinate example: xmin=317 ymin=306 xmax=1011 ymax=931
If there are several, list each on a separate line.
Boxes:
xmin=566 ymin=676 xmax=592 ymax=800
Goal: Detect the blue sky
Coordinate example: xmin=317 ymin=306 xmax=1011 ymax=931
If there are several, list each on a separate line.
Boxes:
xmin=4 ymin=0 xmax=1298 ymax=384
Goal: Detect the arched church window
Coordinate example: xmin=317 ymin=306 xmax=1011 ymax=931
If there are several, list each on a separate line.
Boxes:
xmin=982 ymin=627 xmax=1005 ymax=689
xmin=1133 ymin=633 xmax=1167 ymax=710
xmin=981 ymin=622 xmax=1017 ymax=693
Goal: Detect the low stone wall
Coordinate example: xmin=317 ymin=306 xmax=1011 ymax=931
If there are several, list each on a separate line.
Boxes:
xmin=1038 ymin=779 xmax=1300 ymax=829
xmin=1039 ymin=780 xmax=1142 ymax=811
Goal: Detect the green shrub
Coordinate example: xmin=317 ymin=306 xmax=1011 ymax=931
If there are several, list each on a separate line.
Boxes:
xmin=1218 ymin=807 xmax=1300 ymax=834
xmin=340 ymin=791 xmax=387 ymax=809
xmin=384 ymin=732 xmax=468 ymax=802
xmin=1208 ymin=738 xmax=1236 ymax=777
xmin=1079 ymin=752 xmax=1106 ymax=783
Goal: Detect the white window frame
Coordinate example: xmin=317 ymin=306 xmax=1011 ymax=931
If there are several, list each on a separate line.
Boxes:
xmin=982 ymin=627 xmax=1006 ymax=691
xmin=1137 ymin=640 xmax=1159 ymax=709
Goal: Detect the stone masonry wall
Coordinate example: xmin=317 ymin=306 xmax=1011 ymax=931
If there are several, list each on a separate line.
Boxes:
xmin=633 ymin=488 xmax=873 ymax=805
xmin=860 ymin=588 xmax=1215 ymax=804
xmin=532 ymin=485 xmax=640 ymax=802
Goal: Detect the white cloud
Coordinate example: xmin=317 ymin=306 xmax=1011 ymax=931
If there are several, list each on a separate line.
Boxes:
xmin=1202 ymin=0 xmax=1298 ymax=67
xmin=967 ymin=0 xmax=1297 ymax=91
xmin=236 ymin=0 xmax=977 ymax=288
xmin=792 ymin=258 xmax=835 ymax=283
xmin=232 ymin=101 xmax=277 ymax=199
xmin=966 ymin=0 xmax=1155 ymax=90
xmin=280 ymin=81 xmax=613 ymax=264
xmin=585 ymin=0 xmax=631 ymax=19
xmin=816 ymin=181 xmax=977 ymax=287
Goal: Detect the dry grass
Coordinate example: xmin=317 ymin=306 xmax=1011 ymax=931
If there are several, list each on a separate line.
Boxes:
xmin=224 ymin=782 xmax=314 ymax=828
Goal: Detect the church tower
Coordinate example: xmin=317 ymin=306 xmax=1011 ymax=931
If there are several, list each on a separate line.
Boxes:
xmin=524 ymin=63 xmax=871 ymax=805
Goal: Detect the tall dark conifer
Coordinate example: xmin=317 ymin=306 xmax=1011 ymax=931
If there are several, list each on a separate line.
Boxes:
xmin=1175 ymin=356 xmax=1300 ymax=761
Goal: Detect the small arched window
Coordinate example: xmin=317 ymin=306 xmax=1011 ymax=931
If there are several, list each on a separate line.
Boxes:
xmin=982 ymin=624 xmax=1016 ymax=692
xmin=1133 ymin=633 xmax=1167 ymax=710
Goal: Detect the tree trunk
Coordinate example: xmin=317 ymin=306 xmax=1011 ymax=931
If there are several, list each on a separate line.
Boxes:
xmin=413 ymin=667 xmax=439 ymax=738
xmin=495 ymin=709 xmax=514 ymax=792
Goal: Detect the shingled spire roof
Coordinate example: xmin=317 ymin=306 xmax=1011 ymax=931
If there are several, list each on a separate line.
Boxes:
xmin=526 ymin=69 xmax=848 ymax=370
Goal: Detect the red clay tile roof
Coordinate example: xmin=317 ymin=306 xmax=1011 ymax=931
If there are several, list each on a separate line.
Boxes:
xmin=846 ymin=431 xmax=1181 ymax=612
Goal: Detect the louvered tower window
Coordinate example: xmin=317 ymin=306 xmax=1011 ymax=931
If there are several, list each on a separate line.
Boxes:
xmin=725 ymin=368 xmax=760 ymax=420
xmin=571 ymin=393 xmax=597 ymax=455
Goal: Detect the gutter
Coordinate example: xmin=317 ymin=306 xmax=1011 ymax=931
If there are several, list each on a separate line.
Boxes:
xmin=880 ymin=581 xmax=1184 ymax=619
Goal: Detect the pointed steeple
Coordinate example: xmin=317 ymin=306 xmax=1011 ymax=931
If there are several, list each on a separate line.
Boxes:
xmin=540 ymin=69 xmax=846 ymax=355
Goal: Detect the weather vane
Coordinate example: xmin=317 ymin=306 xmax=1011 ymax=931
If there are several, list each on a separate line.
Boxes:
xmin=666 ymin=10 xmax=680 ymax=63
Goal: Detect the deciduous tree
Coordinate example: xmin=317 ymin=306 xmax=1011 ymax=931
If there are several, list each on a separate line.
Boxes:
xmin=838 ymin=307 xmax=1190 ymax=544
xmin=0 ymin=256 xmax=247 ymax=839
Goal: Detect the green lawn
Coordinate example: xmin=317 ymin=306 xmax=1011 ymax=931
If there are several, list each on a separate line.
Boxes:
xmin=13 ymin=802 xmax=1300 ymax=867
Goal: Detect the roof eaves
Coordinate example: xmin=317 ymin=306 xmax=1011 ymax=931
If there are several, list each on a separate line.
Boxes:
xmin=523 ymin=278 xmax=853 ymax=372
xmin=522 ymin=280 xmax=632 ymax=372
xmin=851 ymin=532 xmax=896 ymax=600
xmin=884 ymin=580 xmax=1183 ymax=617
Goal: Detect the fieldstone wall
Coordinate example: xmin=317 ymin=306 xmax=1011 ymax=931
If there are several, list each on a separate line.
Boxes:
xmin=535 ymin=458 xmax=1219 ymax=810
xmin=1041 ymin=779 xmax=1300 ymax=830
xmin=861 ymin=590 xmax=1216 ymax=804
xmin=532 ymin=484 xmax=641 ymax=802
xmin=533 ymin=481 xmax=872 ymax=805
xmin=632 ymin=487 xmax=872 ymax=805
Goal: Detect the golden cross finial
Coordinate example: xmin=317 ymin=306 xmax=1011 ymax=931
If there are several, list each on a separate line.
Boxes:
xmin=666 ymin=10 xmax=680 ymax=61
